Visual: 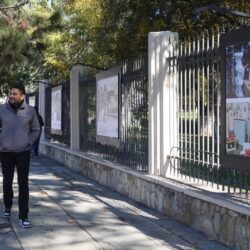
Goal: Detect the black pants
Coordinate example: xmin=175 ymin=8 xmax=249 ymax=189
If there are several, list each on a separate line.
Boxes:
xmin=1 ymin=151 xmax=30 ymax=220
xmin=32 ymin=133 xmax=41 ymax=156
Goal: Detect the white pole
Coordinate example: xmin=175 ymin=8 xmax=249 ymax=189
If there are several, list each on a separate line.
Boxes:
xmin=148 ymin=31 xmax=179 ymax=176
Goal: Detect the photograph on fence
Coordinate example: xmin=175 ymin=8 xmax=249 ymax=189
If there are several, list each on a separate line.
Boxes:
xmin=96 ymin=68 xmax=120 ymax=147
xmin=226 ymin=100 xmax=250 ymax=156
xmin=221 ymin=26 xmax=250 ymax=170
xmin=51 ymin=85 xmax=62 ymax=135
xmin=29 ymin=95 xmax=36 ymax=107
xmin=225 ymin=41 xmax=250 ymax=156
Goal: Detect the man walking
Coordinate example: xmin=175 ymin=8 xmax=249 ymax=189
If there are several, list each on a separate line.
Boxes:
xmin=31 ymin=106 xmax=44 ymax=158
xmin=0 ymin=85 xmax=40 ymax=228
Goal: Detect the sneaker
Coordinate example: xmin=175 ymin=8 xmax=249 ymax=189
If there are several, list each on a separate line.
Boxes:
xmin=2 ymin=209 xmax=10 ymax=218
xmin=19 ymin=219 xmax=31 ymax=228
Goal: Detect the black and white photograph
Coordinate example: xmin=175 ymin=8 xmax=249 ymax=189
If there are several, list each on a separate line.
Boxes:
xmin=226 ymin=42 xmax=250 ymax=98
xmin=96 ymin=75 xmax=119 ymax=138
xmin=51 ymin=85 xmax=62 ymax=134
xmin=29 ymin=96 xmax=35 ymax=107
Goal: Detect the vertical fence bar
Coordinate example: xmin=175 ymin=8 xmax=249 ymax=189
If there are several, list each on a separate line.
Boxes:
xmin=201 ymin=33 xmax=206 ymax=184
xmin=206 ymin=31 xmax=210 ymax=185
xmin=192 ymin=36 xmax=196 ymax=182
xmin=179 ymin=42 xmax=183 ymax=177
xmin=239 ymin=171 xmax=242 ymax=195
xmin=216 ymin=30 xmax=220 ymax=188
xmin=188 ymin=39 xmax=192 ymax=181
xmin=246 ymin=174 xmax=249 ymax=199
xmin=175 ymin=38 xmax=180 ymax=177
xmin=124 ymin=61 xmax=129 ymax=165
xmin=197 ymin=35 xmax=201 ymax=182
xmin=211 ymin=30 xmax=216 ymax=183
xmin=184 ymin=41 xmax=188 ymax=178
xmin=173 ymin=37 xmax=178 ymax=176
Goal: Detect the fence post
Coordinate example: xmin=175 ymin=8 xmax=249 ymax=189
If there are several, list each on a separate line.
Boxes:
xmin=148 ymin=31 xmax=179 ymax=176
xmin=39 ymin=80 xmax=48 ymax=141
xmin=70 ymin=65 xmax=82 ymax=150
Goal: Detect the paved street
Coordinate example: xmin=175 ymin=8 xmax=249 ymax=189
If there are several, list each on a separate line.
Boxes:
xmin=0 ymin=155 xmax=230 ymax=250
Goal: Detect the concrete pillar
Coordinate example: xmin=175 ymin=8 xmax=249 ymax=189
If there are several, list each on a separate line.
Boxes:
xmin=39 ymin=80 xmax=47 ymax=141
xmin=70 ymin=65 xmax=82 ymax=150
xmin=148 ymin=31 xmax=179 ymax=177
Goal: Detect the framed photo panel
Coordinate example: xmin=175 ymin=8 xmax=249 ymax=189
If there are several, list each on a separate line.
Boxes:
xmin=51 ymin=85 xmax=62 ymax=135
xmin=220 ymin=26 xmax=250 ymax=171
xmin=29 ymin=96 xmax=36 ymax=107
xmin=96 ymin=67 xmax=121 ymax=147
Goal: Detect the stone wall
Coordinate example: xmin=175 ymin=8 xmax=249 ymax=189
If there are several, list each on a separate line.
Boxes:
xmin=40 ymin=141 xmax=250 ymax=250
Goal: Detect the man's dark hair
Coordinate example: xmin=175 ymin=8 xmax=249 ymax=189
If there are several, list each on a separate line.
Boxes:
xmin=10 ymin=84 xmax=26 ymax=95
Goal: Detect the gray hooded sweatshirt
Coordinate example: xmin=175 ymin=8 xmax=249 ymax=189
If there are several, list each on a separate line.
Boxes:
xmin=0 ymin=102 xmax=40 ymax=152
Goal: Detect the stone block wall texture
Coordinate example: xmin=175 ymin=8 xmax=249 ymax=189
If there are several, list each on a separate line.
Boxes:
xmin=40 ymin=142 xmax=250 ymax=249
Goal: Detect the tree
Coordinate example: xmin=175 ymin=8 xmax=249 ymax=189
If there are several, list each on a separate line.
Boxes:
xmin=25 ymin=0 xmax=65 ymax=83
xmin=0 ymin=0 xmax=65 ymax=94
xmin=1 ymin=0 xmax=249 ymax=91
xmin=46 ymin=0 xmax=250 ymax=75
xmin=0 ymin=0 xmax=32 ymax=95
xmin=97 ymin=0 xmax=250 ymax=60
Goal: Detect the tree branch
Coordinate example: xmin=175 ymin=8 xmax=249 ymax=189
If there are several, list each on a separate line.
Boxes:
xmin=0 ymin=1 xmax=29 ymax=10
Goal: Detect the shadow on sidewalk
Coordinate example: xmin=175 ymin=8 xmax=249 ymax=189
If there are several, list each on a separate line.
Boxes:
xmin=0 ymin=155 xmax=231 ymax=250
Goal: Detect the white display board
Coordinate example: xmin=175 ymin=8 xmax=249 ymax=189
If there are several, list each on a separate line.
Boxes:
xmin=96 ymin=75 xmax=119 ymax=138
xmin=29 ymin=96 xmax=36 ymax=107
xmin=96 ymin=68 xmax=120 ymax=147
xmin=51 ymin=85 xmax=62 ymax=135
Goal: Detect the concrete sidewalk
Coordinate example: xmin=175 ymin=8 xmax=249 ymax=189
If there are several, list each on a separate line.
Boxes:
xmin=0 ymin=155 xmax=230 ymax=250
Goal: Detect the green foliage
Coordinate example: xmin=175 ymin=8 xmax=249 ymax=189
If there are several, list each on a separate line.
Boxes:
xmin=45 ymin=0 xmax=250 ymax=76
xmin=26 ymin=1 xmax=65 ymax=80
xmin=0 ymin=1 xmax=66 ymax=96
xmin=0 ymin=11 xmax=29 ymax=95
xmin=0 ymin=0 xmax=250 ymax=94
